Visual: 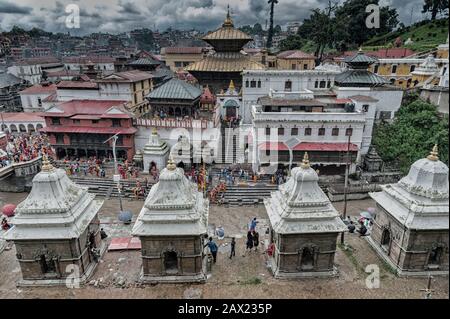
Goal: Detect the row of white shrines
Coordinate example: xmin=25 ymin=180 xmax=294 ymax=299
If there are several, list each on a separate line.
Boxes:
xmin=1 ymin=145 xmax=448 ymax=286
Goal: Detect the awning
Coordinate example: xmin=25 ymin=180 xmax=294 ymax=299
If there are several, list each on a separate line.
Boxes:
xmin=40 ymin=126 xmax=137 ymax=135
xmin=258 ymin=142 xmax=289 ymax=151
xmin=293 ymin=142 xmax=358 ymax=152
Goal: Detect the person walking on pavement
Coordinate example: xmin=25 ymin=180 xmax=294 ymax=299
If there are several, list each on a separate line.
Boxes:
xmin=205 ymin=237 xmax=218 ymax=263
xmin=229 ymin=237 xmax=236 ymax=259
xmin=252 ymin=230 xmax=259 ymax=252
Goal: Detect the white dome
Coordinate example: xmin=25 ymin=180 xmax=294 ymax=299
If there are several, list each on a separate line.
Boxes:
xmin=399 ymin=146 xmax=449 ymax=199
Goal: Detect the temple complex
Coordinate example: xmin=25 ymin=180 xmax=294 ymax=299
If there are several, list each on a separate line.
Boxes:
xmin=367 ymin=146 xmax=449 ymax=276
xmin=264 ymin=153 xmax=347 ymax=278
xmin=131 ymin=157 xmax=209 ymax=283
xmin=185 ymin=8 xmax=265 ymax=93
xmin=4 ymin=156 xmax=104 ymax=286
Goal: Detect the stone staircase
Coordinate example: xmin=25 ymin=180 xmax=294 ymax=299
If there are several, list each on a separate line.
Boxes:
xmin=218 ymin=127 xmax=246 ymax=164
xmin=69 ymin=176 xmax=153 ymax=200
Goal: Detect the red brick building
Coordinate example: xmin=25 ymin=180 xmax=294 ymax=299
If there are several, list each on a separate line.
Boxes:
xmin=40 ymin=100 xmax=136 ymax=160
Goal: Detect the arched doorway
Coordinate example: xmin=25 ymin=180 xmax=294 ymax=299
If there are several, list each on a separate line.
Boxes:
xmin=10 ymin=124 xmax=17 ymax=133
xmin=299 ymin=246 xmax=315 ymax=271
xmin=19 ymin=124 xmax=26 ymax=133
xmin=163 ymin=250 xmax=178 ymax=274
xmin=36 ymin=124 xmax=43 ymax=131
xmin=27 ymin=124 xmax=35 ymax=133
xmin=381 ymin=228 xmax=391 ymax=252
xmin=224 ymin=100 xmax=239 ymax=119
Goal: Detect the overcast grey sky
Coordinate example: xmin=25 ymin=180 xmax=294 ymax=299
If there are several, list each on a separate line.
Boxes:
xmin=0 ymin=0 xmax=438 ymax=35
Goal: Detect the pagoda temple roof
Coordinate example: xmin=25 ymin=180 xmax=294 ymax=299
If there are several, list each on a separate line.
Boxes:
xmin=203 ymin=27 xmax=252 ymax=42
xmin=335 ymin=70 xmax=389 ymax=87
xmin=344 ymin=50 xmax=378 ymax=65
xmin=185 ymin=52 xmax=264 ymax=73
xmin=146 ymin=78 xmax=202 ymax=100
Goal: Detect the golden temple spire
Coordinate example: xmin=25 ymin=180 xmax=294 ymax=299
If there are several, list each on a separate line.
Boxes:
xmin=427 ymin=144 xmax=439 ymax=161
xmin=301 ymin=152 xmax=310 ymax=169
xmin=41 ymin=153 xmax=55 ymax=172
xmin=223 ymin=5 xmax=234 ymax=27
xmin=151 ymin=127 xmax=158 ymax=135
xmin=228 ymin=79 xmax=235 ymax=91
xmin=167 ymin=155 xmax=177 ymax=171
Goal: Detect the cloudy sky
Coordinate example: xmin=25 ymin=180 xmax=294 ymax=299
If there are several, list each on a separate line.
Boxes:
xmin=0 ymin=0 xmax=436 ymax=35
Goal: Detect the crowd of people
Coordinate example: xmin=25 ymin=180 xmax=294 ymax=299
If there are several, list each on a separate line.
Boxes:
xmin=1 ymin=133 xmax=53 ymax=169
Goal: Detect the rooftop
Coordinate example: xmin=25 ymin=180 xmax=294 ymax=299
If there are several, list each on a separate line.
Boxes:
xmin=0 ymin=73 xmax=24 ymax=88
xmin=56 ymin=80 xmax=99 ymax=89
xmin=98 ymin=70 xmax=153 ymax=82
xmin=147 ymin=78 xmax=202 ymax=101
xmin=185 ymin=52 xmax=264 ymax=72
xmin=277 ymin=50 xmax=316 ymax=60
xmin=44 ymin=99 xmax=129 ymax=118
xmin=19 ymin=83 xmax=57 ymax=95
xmin=163 ymin=47 xmax=205 ymax=54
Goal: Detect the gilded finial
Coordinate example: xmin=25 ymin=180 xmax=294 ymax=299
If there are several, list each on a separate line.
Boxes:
xmin=427 ymin=144 xmax=439 ymax=161
xmin=41 ymin=153 xmax=55 ymax=172
xmin=358 ymin=47 xmax=363 ymax=53
xmin=228 ymin=79 xmax=235 ymax=91
xmin=301 ymin=152 xmax=310 ymax=169
xmin=151 ymin=127 xmax=157 ymax=135
xmin=167 ymin=155 xmax=176 ymax=170
xmin=223 ymin=5 xmax=234 ymax=27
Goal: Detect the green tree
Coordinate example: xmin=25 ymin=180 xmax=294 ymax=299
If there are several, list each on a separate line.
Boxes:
xmin=278 ymin=35 xmax=305 ymax=52
xmin=422 ymin=0 xmax=449 ymax=20
xmin=253 ymin=23 xmax=263 ymax=35
xmin=334 ymin=0 xmax=398 ymax=46
xmin=373 ymin=98 xmax=449 ymax=174
xmin=266 ymin=0 xmax=279 ymax=48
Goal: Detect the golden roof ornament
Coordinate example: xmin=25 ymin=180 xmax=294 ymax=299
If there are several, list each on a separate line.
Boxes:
xmin=228 ymin=79 xmax=235 ymax=91
xmin=301 ymin=152 xmax=310 ymax=169
xmin=427 ymin=144 xmax=439 ymax=161
xmin=167 ymin=156 xmax=176 ymax=171
xmin=151 ymin=127 xmax=158 ymax=135
xmin=223 ymin=5 xmax=234 ymax=27
xmin=41 ymin=154 xmax=55 ymax=172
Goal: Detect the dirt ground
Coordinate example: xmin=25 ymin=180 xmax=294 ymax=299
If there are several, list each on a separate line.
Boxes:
xmin=0 ymin=192 xmax=448 ymax=299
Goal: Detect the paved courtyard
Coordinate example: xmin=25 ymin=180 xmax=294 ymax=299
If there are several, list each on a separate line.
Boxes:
xmin=0 ymin=192 xmax=448 ymax=299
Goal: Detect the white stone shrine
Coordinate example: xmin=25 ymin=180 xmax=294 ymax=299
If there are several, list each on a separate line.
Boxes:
xmin=142 ymin=127 xmax=169 ymax=172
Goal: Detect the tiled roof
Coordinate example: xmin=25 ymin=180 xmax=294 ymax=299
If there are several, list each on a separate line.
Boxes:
xmin=128 ymin=58 xmax=160 ymax=65
xmin=0 ymin=112 xmax=45 ymax=122
xmin=185 ymin=52 xmax=264 ymax=72
xmin=163 ymin=47 xmax=205 ymax=54
xmin=45 ymin=70 xmax=81 ymax=77
xmin=40 ymin=126 xmax=137 ymax=135
xmin=56 ymin=81 xmax=99 ymax=89
xmin=19 ymin=83 xmax=57 ymax=95
xmin=46 ymin=100 xmax=129 ymax=117
xmin=344 ymin=51 xmax=378 ymax=65
xmin=277 ymin=50 xmax=316 ymax=60
xmin=16 ymin=56 xmax=61 ymax=65
xmin=147 ymin=78 xmax=202 ymax=100
xmin=98 ymin=70 xmax=153 ymax=82
xmin=335 ymin=70 xmax=389 ymax=87
xmin=62 ymin=56 xmax=115 ymax=63
xmin=0 ymin=73 xmax=23 ymax=88
xmin=203 ymin=27 xmax=252 ymax=41
xmin=293 ymin=142 xmax=358 ymax=152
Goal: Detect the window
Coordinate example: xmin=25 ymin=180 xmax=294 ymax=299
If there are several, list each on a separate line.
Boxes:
xmin=327 ymin=80 xmax=331 ymax=88
xmin=265 ymin=150 xmax=271 ymax=156
xmin=112 ymin=119 xmax=121 ymax=127
xmin=37 ymin=97 xmax=42 ymax=107
xmin=303 ymin=64 xmax=308 ymax=70
xmin=379 ymin=111 xmax=392 ymax=120
xmin=278 ymin=127 xmax=284 ymax=136
xmin=55 ymin=134 xmax=64 ymax=144
xmin=314 ymin=80 xmax=319 ymax=88
xmin=257 ymin=80 xmax=261 ymax=88
xmin=362 ymin=104 xmax=369 ymax=112
xmin=332 ymin=127 xmax=339 ymax=136
xmin=250 ymin=80 xmax=257 ymax=88
xmin=305 ymin=127 xmax=312 ymax=136
xmin=285 ymin=80 xmax=292 ymax=92
xmin=116 ymin=135 xmax=124 ymax=146
xmin=391 ymin=65 xmax=397 ymax=74
xmin=92 ymin=120 xmax=99 ymax=124
xmin=410 ymin=65 xmax=416 ymax=73
xmin=373 ymin=64 xmax=379 ymax=73
xmin=318 ymin=127 xmax=325 ymax=136
xmin=291 ymin=127 xmax=298 ymax=136
xmin=345 ymin=128 xmax=353 ymax=136
xmin=265 ymin=127 xmax=270 ymax=136
xmin=291 ymin=64 xmax=297 ymax=70
xmin=245 ymin=80 xmax=249 ymax=88
xmin=319 ymin=80 xmax=326 ymax=88
xmin=73 ymin=119 xmax=80 ymax=124
xmin=51 ymin=118 xmax=61 ymax=125
xmin=174 ymin=62 xmax=183 ymax=68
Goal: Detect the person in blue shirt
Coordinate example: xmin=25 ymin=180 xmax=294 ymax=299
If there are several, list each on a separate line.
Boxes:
xmin=249 ymin=217 xmax=258 ymax=232
xmin=205 ymin=237 xmax=218 ymax=263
